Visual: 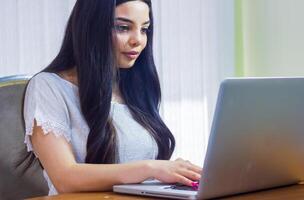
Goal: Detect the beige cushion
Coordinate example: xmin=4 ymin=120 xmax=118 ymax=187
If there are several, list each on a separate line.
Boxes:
xmin=0 ymin=76 xmax=48 ymax=200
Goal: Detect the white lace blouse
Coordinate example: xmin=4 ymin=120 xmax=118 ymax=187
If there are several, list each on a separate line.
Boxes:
xmin=23 ymin=72 xmax=158 ymax=195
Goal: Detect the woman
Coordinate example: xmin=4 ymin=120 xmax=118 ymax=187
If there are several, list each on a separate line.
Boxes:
xmin=24 ymin=0 xmax=201 ymax=195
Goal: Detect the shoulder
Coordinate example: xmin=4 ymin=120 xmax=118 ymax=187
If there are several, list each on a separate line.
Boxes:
xmin=27 ymin=72 xmax=73 ymax=95
xmin=28 ymin=72 xmax=59 ymax=88
xmin=25 ymin=72 xmax=71 ymax=104
xmin=24 ymin=72 xmax=72 ymax=120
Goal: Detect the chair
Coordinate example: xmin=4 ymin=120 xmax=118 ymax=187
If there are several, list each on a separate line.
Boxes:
xmin=0 ymin=75 xmax=48 ymax=200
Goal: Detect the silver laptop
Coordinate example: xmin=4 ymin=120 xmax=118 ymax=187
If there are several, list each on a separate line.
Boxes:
xmin=113 ymin=77 xmax=304 ymax=199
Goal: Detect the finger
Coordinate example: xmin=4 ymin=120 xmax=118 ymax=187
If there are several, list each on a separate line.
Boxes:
xmin=175 ymin=158 xmax=184 ymax=162
xmin=182 ymin=162 xmax=202 ymax=174
xmin=174 ymin=174 xmax=193 ymax=186
xmin=177 ymin=168 xmax=201 ymax=181
xmin=175 ymin=159 xmax=203 ymax=174
xmin=178 ymin=161 xmax=202 ymax=174
xmin=189 ymin=163 xmax=203 ymax=174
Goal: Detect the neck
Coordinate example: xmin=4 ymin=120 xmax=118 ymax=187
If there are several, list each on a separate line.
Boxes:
xmin=112 ymin=83 xmax=125 ymax=104
xmin=58 ymin=67 xmax=78 ymax=86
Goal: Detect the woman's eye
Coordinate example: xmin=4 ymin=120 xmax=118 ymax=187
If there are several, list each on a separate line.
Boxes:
xmin=115 ymin=25 xmax=129 ymax=32
xmin=141 ymin=27 xmax=150 ymax=34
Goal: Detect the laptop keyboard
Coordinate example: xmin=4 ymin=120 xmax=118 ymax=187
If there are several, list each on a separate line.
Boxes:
xmin=164 ymin=182 xmax=199 ymax=191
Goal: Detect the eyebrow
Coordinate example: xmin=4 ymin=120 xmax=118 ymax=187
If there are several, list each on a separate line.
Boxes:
xmin=115 ymin=17 xmax=150 ymax=25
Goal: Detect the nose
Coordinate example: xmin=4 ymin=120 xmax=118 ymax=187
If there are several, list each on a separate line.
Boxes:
xmin=129 ymin=30 xmax=143 ymax=47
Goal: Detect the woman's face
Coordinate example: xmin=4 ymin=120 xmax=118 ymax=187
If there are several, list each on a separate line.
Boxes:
xmin=113 ymin=1 xmax=150 ymax=69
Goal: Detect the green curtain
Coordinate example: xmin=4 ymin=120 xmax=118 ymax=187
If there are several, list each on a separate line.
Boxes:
xmin=235 ymin=0 xmax=304 ymax=77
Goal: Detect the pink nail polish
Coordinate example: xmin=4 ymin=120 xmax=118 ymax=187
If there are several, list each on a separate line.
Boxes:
xmin=191 ymin=181 xmax=199 ymax=190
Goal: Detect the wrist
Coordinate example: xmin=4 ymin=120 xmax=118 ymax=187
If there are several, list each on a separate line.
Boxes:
xmin=142 ymin=160 xmax=156 ymax=179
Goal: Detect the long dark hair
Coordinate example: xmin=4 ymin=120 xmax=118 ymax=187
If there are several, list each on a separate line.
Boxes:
xmin=42 ymin=0 xmax=175 ymax=164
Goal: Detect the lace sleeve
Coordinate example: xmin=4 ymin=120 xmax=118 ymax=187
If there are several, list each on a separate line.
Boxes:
xmin=23 ymin=73 xmax=72 ymax=153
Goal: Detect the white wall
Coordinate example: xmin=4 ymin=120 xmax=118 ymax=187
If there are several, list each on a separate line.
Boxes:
xmin=153 ymin=0 xmax=235 ymax=164
xmin=0 ymin=0 xmax=75 ymax=76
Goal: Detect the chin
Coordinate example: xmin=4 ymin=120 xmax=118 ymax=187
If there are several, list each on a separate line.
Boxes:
xmin=119 ymin=65 xmax=133 ymax=69
xmin=118 ymin=61 xmax=136 ymax=69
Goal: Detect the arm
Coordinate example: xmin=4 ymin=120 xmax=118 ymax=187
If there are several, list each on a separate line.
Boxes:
xmin=31 ymin=120 xmax=202 ymax=194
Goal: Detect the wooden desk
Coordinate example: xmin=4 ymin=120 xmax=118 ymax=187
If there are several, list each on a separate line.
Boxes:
xmin=28 ymin=184 xmax=304 ymax=200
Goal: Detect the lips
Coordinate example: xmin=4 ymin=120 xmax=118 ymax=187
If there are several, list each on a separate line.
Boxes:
xmin=122 ymin=51 xmax=140 ymax=59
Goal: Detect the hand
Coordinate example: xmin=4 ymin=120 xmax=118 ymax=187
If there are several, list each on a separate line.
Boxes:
xmin=147 ymin=158 xmax=202 ymax=186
